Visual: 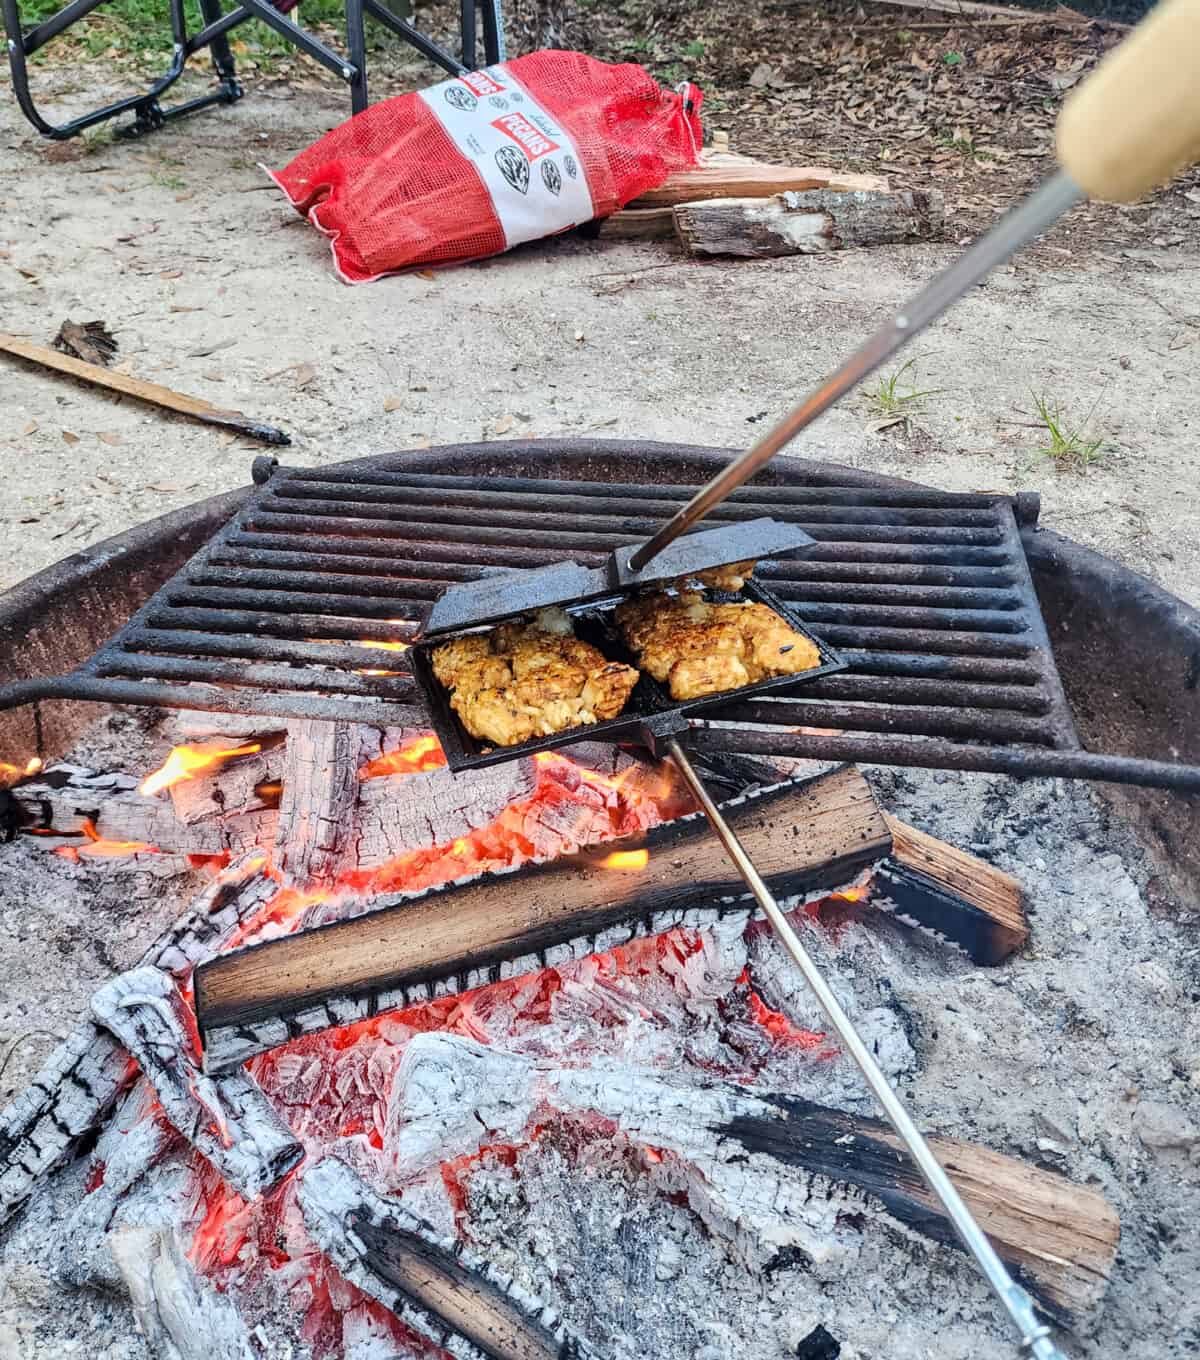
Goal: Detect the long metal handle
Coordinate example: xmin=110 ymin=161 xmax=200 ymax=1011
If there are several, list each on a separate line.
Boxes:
xmin=665 ymin=737 xmax=1066 ymax=1360
xmin=628 ymin=172 xmax=1083 ymax=572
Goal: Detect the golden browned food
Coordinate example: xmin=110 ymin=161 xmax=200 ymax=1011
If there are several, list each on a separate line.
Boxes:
xmin=616 ymin=590 xmax=820 ymax=700
xmin=694 ymin=559 xmax=756 ymax=593
xmin=432 ymin=609 xmax=639 ymax=747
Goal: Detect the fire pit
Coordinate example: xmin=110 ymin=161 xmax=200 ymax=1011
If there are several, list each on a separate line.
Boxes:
xmin=1 ymin=440 xmax=1198 ymax=1360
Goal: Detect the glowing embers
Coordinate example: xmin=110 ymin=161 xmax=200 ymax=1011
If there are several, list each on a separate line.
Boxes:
xmin=55 ymin=817 xmax=160 ymax=861
xmin=358 ymin=734 xmax=446 ymax=780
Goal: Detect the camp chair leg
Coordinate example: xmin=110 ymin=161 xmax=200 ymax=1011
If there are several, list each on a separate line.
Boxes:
xmin=345 ymin=0 xmax=368 ymax=114
xmin=480 ymin=0 xmax=504 ymax=63
xmin=197 ymin=0 xmax=240 ymax=87
xmin=460 ymin=0 xmax=476 ymax=70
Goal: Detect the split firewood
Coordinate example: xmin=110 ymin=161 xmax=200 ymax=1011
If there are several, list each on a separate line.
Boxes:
xmin=878 ymin=814 xmax=1029 ymax=963
xmin=299 ymin=1156 xmax=601 ymax=1360
xmin=392 ymin=1034 xmax=1120 ymax=1328
xmin=53 ymin=318 xmax=118 ymax=366
xmin=673 ymin=189 xmax=945 ymax=258
xmin=0 ymin=858 xmax=275 ymax=1228
xmin=0 ymin=332 xmax=290 ymax=445
xmin=109 ymin=1227 xmax=259 ymax=1360
xmin=629 ymin=148 xmax=888 ymax=209
xmin=91 ymin=967 xmax=302 ymax=1201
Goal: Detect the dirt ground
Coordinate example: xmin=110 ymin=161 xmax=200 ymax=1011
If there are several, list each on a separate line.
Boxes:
xmin=1 ymin=2 xmax=1199 ymax=607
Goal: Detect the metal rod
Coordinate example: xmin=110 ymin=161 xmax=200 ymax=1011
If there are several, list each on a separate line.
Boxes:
xmin=628 ymin=172 xmax=1084 ymax=572
xmin=664 ymin=737 xmax=1065 ymax=1360
xmin=690 ymin=726 xmax=1200 ymax=793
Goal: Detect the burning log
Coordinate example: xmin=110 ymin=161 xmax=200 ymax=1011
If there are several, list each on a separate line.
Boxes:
xmin=298 ymin=1156 xmax=600 ymax=1360
xmin=109 ymin=1227 xmax=260 ymax=1360
xmin=195 ymin=766 xmax=1030 ymax=1072
xmin=392 ymin=1034 xmax=1120 ymax=1329
xmin=91 ymin=967 xmax=302 ymax=1201
xmin=273 ymin=720 xmax=380 ymax=887
xmin=0 ymin=859 xmax=275 ymax=1227
xmin=195 ymin=766 xmax=891 ymax=1072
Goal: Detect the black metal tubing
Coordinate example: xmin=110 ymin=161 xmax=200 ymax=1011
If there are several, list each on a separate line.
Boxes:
xmin=460 ymin=0 xmax=475 ymax=68
xmin=3 ymin=0 xmax=470 ymax=140
xmin=689 ymin=727 xmax=1200 ymax=794
xmin=479 ymin=0 xmax=502 ymax=61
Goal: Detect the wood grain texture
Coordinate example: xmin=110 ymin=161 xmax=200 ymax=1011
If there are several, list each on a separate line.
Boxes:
xmin=631 ymin=150 xmax=888 ymax=208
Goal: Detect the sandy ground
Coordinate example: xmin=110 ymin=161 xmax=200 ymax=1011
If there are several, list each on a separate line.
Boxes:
xmin=1 ymin=63 xmax=1198 ymax=607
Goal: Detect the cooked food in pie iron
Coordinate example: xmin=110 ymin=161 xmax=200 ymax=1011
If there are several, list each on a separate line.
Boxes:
xmin=430 ymin=607 xmax=639 ymax=747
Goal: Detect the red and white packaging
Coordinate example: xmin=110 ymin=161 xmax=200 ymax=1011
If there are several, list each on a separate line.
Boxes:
xmin=270 ymin=50 xmax=703 ymax=283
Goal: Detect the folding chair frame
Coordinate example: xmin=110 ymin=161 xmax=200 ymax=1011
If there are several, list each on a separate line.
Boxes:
xmin=2 ymin=0 xmax=503 ymax=139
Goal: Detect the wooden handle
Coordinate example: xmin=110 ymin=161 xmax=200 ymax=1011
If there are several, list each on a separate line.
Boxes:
xmin=1056 ymin=0 xmax=1200 ymax=202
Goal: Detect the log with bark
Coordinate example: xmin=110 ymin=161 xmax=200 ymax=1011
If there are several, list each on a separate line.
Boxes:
xmin=390 ymin=1033 xmax=1120 ymax=1329
xmin=0 ymin=857 xmax=275 ymax=1227
xmin=195 ymin=766 xmax=1028 ymax=1072
xmin=299 ymin=1156 xmax=600 ymax=1360
xmin=673 ymin=188 xmax=945 ymax=258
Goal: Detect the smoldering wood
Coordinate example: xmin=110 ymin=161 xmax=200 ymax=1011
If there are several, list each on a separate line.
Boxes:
xmin=876 ymin=814 xmax=1029 ymax=963
xmin=630 ymin=149 xmax=888 ymax=209
xmin=0 ymin=860 xmax=274 ymax=1227
xmin=392 ymin=1034 xmax=1120 ymax=1329
xmin=7 ymin=763 xmax=273 ymax=856
xmin=57 ymin=1084 xmax=176 ymax=1289
xmin=272 ymin=720 xmax=379 ymax=888
xmin=167 ymin=739 xmax=283 ymax=826
xmin=109 ymin=1227 xmax=259 ymax=1360
xmin=673 ymin=189 xmax=945 ymax=258
xmin=299 ymin=1156 xmax=601 ymax=1360
xmin=91 ymin=967 xmax=301 ymax=1201
xmin=195 ymin=767 xmax=892 ymax=1071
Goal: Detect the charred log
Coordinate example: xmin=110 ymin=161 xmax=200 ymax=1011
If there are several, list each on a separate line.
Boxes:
xmin=0 ymin=859 xmax=274 ymax=1226
xmin=299 ymin=1156 xmax=600 ymax=1360
xmin=392 ymin=1034 xmax=1119 ymax=1330
xmin=91 ymin=967 xmax=301 ymax=1201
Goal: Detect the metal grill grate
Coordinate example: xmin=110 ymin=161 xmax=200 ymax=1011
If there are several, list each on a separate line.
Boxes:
xmin=6 ymin=452 xmax=1198 ymax=788
xmin=0 ymin=461 xmax=1069 ymax=725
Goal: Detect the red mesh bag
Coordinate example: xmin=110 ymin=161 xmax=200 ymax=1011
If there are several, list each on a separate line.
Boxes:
xmin=270 ymin=51 xmax=703 ymax=283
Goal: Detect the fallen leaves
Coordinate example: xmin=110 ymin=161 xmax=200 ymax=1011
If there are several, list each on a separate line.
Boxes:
xmin=97 ymin=432 xmax=122 ymax=446
xmin=188 ymin=338 xmax=236 ymax=358
xmin=61 ymin=430 xmax=80 ymax=445
xmin=20 ymin=419 xmax=37 ymax=437
xmin=383 ymin=395 xmax=404 ymax=412
xmin=491 ymin=414 xmax=515 ymax=436
xmin=293 ymin=362 xmax=317 ymax=389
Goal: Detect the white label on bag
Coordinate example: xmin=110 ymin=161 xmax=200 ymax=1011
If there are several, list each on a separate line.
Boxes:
xmin=418 ymin=65 xmax=595 ymax=250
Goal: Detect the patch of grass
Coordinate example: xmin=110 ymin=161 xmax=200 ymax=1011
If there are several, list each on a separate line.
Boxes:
xmin=151 ymin=171 xmax=187 ymax=190
xmin=943 ymin=50 xmax=964 ymax=66
xmin=936 ymin=129 xmax=994 ymax=163
xmin=19 ymin=0 xmax=376 ymax=62
xmin=682 ymin=39 xmax=705 ymax=58
xmin=863 ymin=358 xmax=942 ymax=425
xmin=1028 ymin=392 xmax=1108 ymax=474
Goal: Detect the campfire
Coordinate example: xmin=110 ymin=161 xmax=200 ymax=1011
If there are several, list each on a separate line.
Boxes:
xmin=1 ymin=713 xmax=1121 ymax=1359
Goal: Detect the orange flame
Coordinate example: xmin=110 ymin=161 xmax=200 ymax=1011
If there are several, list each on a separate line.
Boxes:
xmin=360 ymin=639 xmax=410 ymax=653
xmin=359 ymin=734 xmax=446 ymax=780
xmin=140 ymin=742 xmax=262 ymax=797
xmin=598 ymin=849 xmax=649 ymax=871
xmin=56 ymin=817 xmax=159 ymax=860
xmin=0 ymin=756 xmax=42 ymax=788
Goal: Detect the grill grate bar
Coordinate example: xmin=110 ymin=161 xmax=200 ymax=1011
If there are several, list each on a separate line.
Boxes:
xmin=264 ymin=487 xmax=1004 ymax=529
xmin=143 ymin=607 xmax=420 ymax=643
xmin=225 ymin=530 xmax=1016 ymax=569
xmin=209 ymin=544 xmax=1019 ymax=590
xmin=715 ymin=697 xmax=1058 ymax=744
xmin=279 ymin=467 xmax=1021 ymax=513
xmin=96 ymin=651 xmax=415 ymax=698
xmin=243 ymin=511 xmax=1007 ymax=550
xmin=125 ymin=628 xmax=413 ymax=670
